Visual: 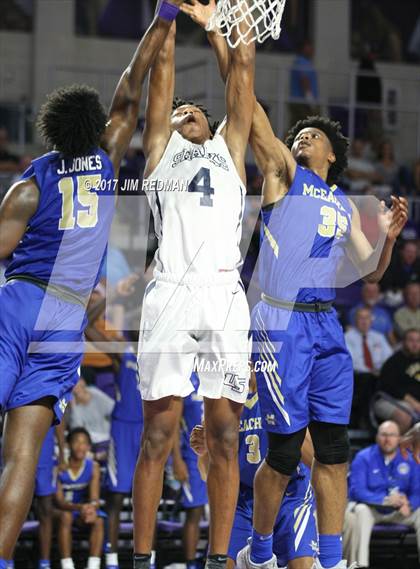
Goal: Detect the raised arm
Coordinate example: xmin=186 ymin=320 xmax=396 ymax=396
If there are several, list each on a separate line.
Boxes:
xmin=181 ymin=0 xmax=296 ymax=203
xmin=346 ymin=196 xmax=408 ymax=283
xmin=223 ymin=13 xmax=256 ymax=182
xmin=102 ymin=1 xmax=183 ymax=174
xmin=143 ymin=23 xmax=176 ymax=177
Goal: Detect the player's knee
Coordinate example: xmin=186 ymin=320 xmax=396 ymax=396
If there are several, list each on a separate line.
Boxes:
xmin=206 ymin=423 xmax=239 ymax=461
xmin=141 ymin=425 xmax=173 ymax=461
xmin=310 ymin=421 xmax=350 ymax=465
xmin=266 ymin=429 xmax=307 ymax=476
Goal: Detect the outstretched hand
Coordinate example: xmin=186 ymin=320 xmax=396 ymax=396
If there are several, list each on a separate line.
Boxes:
xmin=180 ymin=0 xmax=216 ymax=28
xmin=378 ymin=196 xmax=408 ymax=241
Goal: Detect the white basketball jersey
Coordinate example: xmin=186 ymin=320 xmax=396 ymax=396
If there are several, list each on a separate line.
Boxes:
xmin=144 ymin=130 xmax=246 ymax=276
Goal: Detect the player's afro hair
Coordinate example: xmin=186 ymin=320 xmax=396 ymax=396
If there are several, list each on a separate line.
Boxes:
xmin=172 ymin=97 xmax=219 ymax=135
xmin=36 ymin=84 xmax=107 ymax=158
xmin=285 ymin=116 xmax=349 ymax=185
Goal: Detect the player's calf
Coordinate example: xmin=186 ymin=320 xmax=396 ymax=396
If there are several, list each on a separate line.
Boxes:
xmin=309 ymin=422 xmax=350 ymax=569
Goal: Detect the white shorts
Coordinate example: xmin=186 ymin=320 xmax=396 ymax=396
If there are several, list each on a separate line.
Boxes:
xmin=138 ymin=271 xmax=251 ymax=403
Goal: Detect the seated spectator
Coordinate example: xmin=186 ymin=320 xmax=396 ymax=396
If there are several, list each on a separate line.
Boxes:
xmin=345 ymin=139 xmax=380 ymax=194
xmin=345 ymin=307 xmax=393 ymax=427
xmin=394 ymin=282 xmax=420 ymax=339
xmin=374 ymin=329 xmax=420 ymax=433
xmin=385 ymin=239 xmax=420 ymax=287
xmin=0 ymin=127 xmax=19 ymax=174
xmin=348 ymin=282 xmax=394 ymax=343
xmin=343 ymin=420 xmax=420 ymax=568
xmin=55 ymin=428 xmax=104 ymax=569
xmin=68 ymin=377 xmax=114 ymax=445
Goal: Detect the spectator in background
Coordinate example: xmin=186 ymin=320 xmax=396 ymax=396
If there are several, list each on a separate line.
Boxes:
xmin=394 ymin=282 xmax=420 ymax=339
xmin=348 ymin=282 xmax=394 ymax=344
xmin=0 ymin=127 xmax=19 ymax=174
xmin=381 ymin=240 xmax=420 ymax=294
xmin=343 ymin=420 xmax=420 ymax=568
xmin=68 ymin=377 xmax=114 ymax=445
xmin=345 ymin=307 xmax=393 ymax=427
xmin=288 ymin=39 xmax=320 ymax=126
xmin=56 ymin=428 xmax=104 ymax=569
xmin=345 ymin=139 xmax=379 ymax=194
xmin=374 ymin=329 xmax=420 ymax=433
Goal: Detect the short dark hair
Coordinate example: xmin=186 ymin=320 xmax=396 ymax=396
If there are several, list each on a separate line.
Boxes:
xmin=67 ymin=427 xmax=92 ymax=446
xmin=37 ymin=85 xmax=107 ymax=158
xmin=172 ymin=97 xmax=219 ymax=135
xmin=285 ymin=115 xmax=349 ymax=185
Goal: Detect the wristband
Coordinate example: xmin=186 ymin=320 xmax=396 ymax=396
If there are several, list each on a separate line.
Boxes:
xmin=158 ymin=1 xmax=179 ymax=22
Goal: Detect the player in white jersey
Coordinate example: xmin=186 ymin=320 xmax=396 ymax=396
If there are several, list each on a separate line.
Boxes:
xmin=133 ymin=10 xmax=256 ymax=569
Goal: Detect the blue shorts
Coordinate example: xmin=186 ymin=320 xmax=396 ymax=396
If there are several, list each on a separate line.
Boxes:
xmin=0 ymin=281 xmax=86 ymax=423
xmin=251 ymin=301 xmax=353 ymax=434
xmin=181 ymin=454 xmax=208 ymax=509
xmin=35 ymin=428 xmax=57 ymax=496
xmin=106 ymin=418 xmax=143 ymax=494
xmin=228 ymin=484 xmax=317 ymax=565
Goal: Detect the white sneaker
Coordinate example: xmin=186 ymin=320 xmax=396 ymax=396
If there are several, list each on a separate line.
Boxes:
xmin=236 ymin=542 xmax=277 ymax=569
xmin=312 ymin=560 xmax=359 ymax=569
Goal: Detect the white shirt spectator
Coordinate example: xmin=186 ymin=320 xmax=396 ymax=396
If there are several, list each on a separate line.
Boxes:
xmin=69 ymin=384 xmax=114 ymax=444
xmin=345 ymin=327 xmax=393 ymax=373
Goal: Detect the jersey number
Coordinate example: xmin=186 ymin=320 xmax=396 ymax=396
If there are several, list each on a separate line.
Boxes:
xmin=188 ymin=167 xmax=215 ymax=207
xmin=245 ymin=434 xmax=261 ymax=464
xmin=58 ymin=175 xmax=100 ymax=230
xmin=317 ymin=205 xmax=348 ymax=239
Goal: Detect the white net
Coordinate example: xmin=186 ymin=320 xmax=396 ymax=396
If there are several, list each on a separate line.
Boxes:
xmin=207 ymin=0 xmax=287 ymax=48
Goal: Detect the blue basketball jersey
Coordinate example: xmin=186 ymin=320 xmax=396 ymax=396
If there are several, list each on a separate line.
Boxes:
xmin=259 ymin=166 xmax=352 ymax=303
xmin=181 ymin=373 xmax=204 ymax=460
xmin=112 ymin=348 xmax=143 ymax=423
xmin=239 ymin=391 xmax=311 ymax=496
xmin=59 ymin=458 xmax=94 ymax=504
xmin=6 ymin=150 xmax=115 ymax=296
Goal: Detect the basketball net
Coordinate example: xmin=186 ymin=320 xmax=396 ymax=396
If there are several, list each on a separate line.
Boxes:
xmin=206 ymin=0 xmax=287 ymax=48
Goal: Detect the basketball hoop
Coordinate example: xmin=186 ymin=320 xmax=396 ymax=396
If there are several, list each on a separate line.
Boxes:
xmin=206 ymin=0 xmax=287 ymax=48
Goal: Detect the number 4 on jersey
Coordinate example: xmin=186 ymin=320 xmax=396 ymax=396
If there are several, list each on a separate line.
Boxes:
xmin=188 ymin=167 xmax=215 ymax=207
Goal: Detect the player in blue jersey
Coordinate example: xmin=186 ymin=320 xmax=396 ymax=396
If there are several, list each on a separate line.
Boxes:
xmin=181 ymin=4 xmax=408 ymax=568
xmin=0 ymin=3 xmax=184 ymax=565
xmin=172 ymin=374 xmax=208 ymax=569
xmin=190 ymin=374 xmax=317 ymax=569
xmin=55 ymin=428 xmax=104 ymax=569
